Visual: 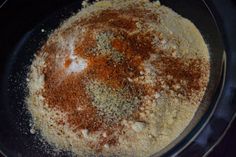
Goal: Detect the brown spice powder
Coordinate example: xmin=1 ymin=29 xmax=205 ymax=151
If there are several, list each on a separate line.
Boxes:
xmin=153 ymin=56 xmax=208 ymax=97
xmin=41 ymin=7 xmax=207 ymax=151
xmin=64 ymin=55 xmax=72 ymax=68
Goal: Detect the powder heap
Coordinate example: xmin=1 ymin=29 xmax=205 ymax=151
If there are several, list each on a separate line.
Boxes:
xmin=26 ymin=0 xmax=210 ymax=156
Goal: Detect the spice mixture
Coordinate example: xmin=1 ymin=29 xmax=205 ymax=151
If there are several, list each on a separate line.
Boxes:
xmin=26 ymin=0 xmax=210 ymax=156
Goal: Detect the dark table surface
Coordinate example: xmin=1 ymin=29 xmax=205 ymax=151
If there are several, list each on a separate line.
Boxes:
xmin=0 ymin=0 xmax=235 ymax=157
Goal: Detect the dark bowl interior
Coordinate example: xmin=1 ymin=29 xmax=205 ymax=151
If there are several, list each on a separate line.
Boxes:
xmin=0 ymin=0 xmax=224 ymax=156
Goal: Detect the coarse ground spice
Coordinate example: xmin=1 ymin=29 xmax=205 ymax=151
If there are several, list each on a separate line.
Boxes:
xmin=27 ymin=0 xmax=210 ymax=156
xmin=152 ymin=56 xmax=209 ymax=97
